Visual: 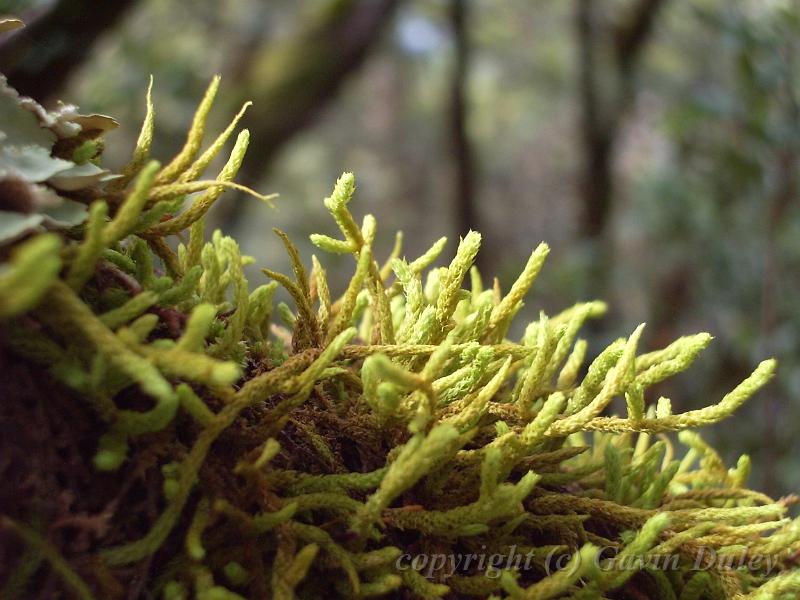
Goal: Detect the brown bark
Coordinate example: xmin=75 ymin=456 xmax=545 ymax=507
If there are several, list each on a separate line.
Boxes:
xmin=235 ymin=0 xmax=400 ymax=182
xmin=576 ymin=0 xmax=611 ymax=241
xmin=614 ymin=0 xmax=666 ymax=75
xmin=449 ymin=0 xmax=477 ymax=239
xmin=575 ymin=0 xmax=667 ymax=242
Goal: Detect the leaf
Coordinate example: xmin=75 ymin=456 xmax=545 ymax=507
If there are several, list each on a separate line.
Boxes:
xmin=0 ymin=81 xmax=56 ymax=148
xmin=0 ymin=75 xmax=106 ymax=140
xmin=0 ymin=17 xmax=24 ymax=33
xmin=0 ymin=176 xmax=62 ymax=213
xmin=0 ymin=176 xmax=89 ymax=237
xmin=48 ymin=162 xmax=114 ymax=191
xmin=67 ymin=114 xmax=119 ymax=133
xmin=0 ymin=145 xmax=74 ymax=181
xmin=41 ymin=198 xmax=89 ymax=228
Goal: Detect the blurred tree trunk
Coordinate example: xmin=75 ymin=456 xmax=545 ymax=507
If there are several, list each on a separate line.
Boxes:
xmin=234 ymin=0 xmax=398 ymax=178
xmin=217 ymin=0 xmax=400 ymax=230
xmin=759 ymin=41 xmax=799 ymax=493
xmin=575 ymin=0 xmax=666 ymax=290
xmin=449 ymin=0 xmax=477 ymax=240
xmin=576 ymin=0 xmax=611 ymax=242
xmin=0 ymin=0 xmax=137 ymax=101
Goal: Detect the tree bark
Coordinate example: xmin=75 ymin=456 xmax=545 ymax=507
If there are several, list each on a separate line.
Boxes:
xmin=0 ymin=0 xmax=138 ymax=102
xmin=575 ymin=0 xmax=666 ymax=242
xmin=216 ymin=0 xmax=400 ymax=231
xmin=234 ymin=0 xmax=400 ymax=181
xmin=574 ymin=0 xmax=666 ymax=308
xmin=576 ymin=0 xmax=613 ymax=241
xmin=449 ymin=0 xmax=477 ymax=240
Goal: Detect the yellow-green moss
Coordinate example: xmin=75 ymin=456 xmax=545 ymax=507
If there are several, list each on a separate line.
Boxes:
xmin=1 ymin=78 xmax=799 ymax=600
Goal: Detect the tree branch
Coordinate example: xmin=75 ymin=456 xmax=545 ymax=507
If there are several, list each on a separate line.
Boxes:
xmin=235 ymin=0 xmax=400 ymax=182
xmin=0 ymin=0 xmax=138 ymax=102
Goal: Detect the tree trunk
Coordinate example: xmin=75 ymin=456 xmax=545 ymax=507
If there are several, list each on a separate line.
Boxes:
xmin=574 ymin=0 xmax=666 ymax=296
xmin=235 ymin=0 xmax=399 ymax=181
xmin=449 ymin=0 xmax=477 ymax=240
xmin=217 ymin=0 xmax=400 ymax=231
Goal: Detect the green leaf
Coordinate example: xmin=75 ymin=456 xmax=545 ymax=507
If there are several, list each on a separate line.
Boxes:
xmin=0 ymin=17 xmax=24 ymax=33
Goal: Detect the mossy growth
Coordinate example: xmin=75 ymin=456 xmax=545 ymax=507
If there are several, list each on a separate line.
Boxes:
xmin=1 ymin=76 xmax=799 ymax=600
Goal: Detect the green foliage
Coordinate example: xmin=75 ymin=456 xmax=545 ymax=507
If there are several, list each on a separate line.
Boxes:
xmin=1 ymin=79 xmax=799 ymax=600
xmin=626 ymin=3 xmax=800 ymax=493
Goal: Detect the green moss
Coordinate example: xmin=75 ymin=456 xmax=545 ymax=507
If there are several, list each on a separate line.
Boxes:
xmin=1 ymin=78 xmax=800 ymax=599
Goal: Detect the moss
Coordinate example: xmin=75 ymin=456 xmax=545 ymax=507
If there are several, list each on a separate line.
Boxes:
xmin=1 ymin=78 xmax=800 ymax=600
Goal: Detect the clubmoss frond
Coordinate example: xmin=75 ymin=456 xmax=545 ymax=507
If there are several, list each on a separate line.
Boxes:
xmin=500 ymin=543 xmax=598 ymax=599
xmin=0 ymin=517 xmax=95 ymax=600
xmin=147 ymin=130 xmax=250 ymax=235
xmin=179 ymin=100 xmax=253 ymax=183
xmin=113 ymin=75 xmax=155 ymax=190
xmin=156 ymin=75 xmax=221 ymax=184
xmin=1 ymin=78 xmax=795 ymax=600
xmin=436 ymin=230 xmax=481 ymax=332
xmin=485 ymin=242 xmax=549 ymax=341
xmin=0 ymin=233 xmax=62 ymax=318
xmin=105 ymin=160 xmax=160 ymax=243
xmin=352 ymin=423 xmax=463 ymax=537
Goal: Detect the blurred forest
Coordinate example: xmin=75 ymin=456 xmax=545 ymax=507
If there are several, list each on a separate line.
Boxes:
xmin=2 ymin=0 xmax=799 ymax=496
